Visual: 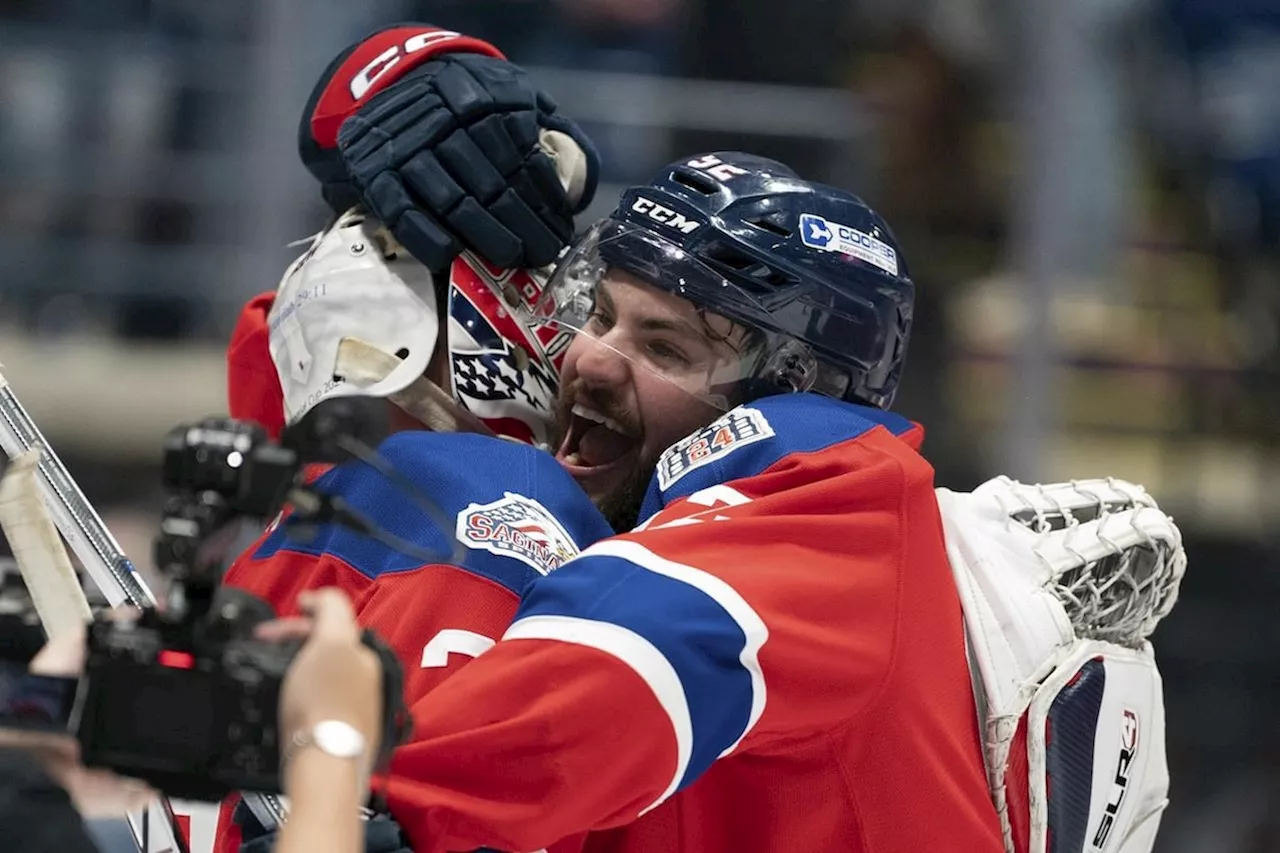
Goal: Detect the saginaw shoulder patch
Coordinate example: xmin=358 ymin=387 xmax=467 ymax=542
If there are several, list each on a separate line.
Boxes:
xmin=656 ymin=407 xmax=775 ymax=491
xmin=456 ymin=492 xmax=581 ymax=576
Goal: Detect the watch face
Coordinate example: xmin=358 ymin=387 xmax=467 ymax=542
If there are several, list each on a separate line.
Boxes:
xmin=312 ymin=720 xmax=366 ymax=758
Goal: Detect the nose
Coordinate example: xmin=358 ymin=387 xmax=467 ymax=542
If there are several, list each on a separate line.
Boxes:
xmin=571 ymin=330 xmax=632 ymax=391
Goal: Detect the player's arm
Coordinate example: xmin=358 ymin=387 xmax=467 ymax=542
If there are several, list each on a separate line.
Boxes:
xmin=217 ymin=433 xmax=592 ymax=853
xmin=223 ymin=443 xmax=548 ymax=691
xmin=216 ymin=547 xmax=516 ymax=853
xmin=382 ymin=443 xmax=912 ymax=853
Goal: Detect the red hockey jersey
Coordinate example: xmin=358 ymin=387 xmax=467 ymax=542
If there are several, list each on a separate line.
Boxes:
xmin=226 ymin=291 xmax=286 ymax=439
xmin=380 ymin=393 xmax=1004 ymax=852
xmin=214 ymin=431 xmax=613 ymax=853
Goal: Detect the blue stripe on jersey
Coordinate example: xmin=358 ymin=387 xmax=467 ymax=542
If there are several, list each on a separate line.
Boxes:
xmin=641 ymin=393 xmax=916 ymax=518
xmin=513 ymin=547 xmax=761 ymax=794
xmin=252 ymin=432 xmax=613 ymax=598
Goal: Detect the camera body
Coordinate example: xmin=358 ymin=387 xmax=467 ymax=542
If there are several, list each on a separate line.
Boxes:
xmin=69 ymin=601 xmax=407 ymax=801
xmin=77 ymin=612 xmax=298 ymax=801
xmin=0 ymin=400 xmax=405 ymax=800
xmin=153 ymin=418 xmax=299 ymax=579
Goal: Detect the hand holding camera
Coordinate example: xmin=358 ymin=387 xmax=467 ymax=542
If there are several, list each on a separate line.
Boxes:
xmin=0 ymin=621 xmax=155 ymax=818
xmin=0 ymin=586 xmax=400 ymax=812
xmin=259 ymin=589 xmax=386 ymax=788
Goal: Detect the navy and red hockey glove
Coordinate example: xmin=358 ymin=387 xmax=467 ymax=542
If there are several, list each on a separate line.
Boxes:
xmin=300 ymin=25 xmax=599 ymax=271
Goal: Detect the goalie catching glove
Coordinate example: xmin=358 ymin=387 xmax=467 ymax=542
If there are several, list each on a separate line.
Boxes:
xmin=300 ymin=24 xmax=599 ymax=271
xmin=936 ymin=477 xmax=1187 ymax=853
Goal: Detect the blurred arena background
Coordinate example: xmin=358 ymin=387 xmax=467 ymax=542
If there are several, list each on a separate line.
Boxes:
xmin=0 ymin=1 xmax=1276 ymax=849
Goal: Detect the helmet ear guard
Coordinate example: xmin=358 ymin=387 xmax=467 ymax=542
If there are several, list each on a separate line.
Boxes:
xmin=757 ymin=340 xmax=817 ymax=394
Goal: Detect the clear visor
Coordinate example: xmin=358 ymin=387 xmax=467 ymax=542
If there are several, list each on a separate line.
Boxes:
xmin=534 ymin=219 xmax=823 ymax=411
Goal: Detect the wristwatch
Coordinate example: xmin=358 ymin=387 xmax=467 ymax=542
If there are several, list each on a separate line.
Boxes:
xmin=283 ymin=720 xmax=368 ymax=767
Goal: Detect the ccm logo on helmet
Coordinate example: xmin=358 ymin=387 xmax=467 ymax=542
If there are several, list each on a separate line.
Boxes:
xmin=632 ymin=197 xmax=702 ymax=235
xmin=351 ymin=30 xmax=462 ymax=100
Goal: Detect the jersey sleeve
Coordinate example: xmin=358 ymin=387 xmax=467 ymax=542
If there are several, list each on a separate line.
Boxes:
xmin=226 ymin=431 xmax=610 ymax=693
xmin=383 ymin=405 xmax=935 ymax=853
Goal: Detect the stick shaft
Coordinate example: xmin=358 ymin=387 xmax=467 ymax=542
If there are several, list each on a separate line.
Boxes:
xmin=0 ymin=371 xmax=179 ymax=853
xmin=0 ymin=374 xmax=154 ymax=607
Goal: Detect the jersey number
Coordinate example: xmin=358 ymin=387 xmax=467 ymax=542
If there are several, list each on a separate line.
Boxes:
xmin=420 ymin=629 xmax=496 ymax=668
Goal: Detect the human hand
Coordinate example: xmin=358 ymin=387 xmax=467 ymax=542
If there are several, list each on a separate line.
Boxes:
xmin=298 ymin=25 xmax=598 ymax=271
xmin=258 ymin=589 xmax=384 ymax=778
xmin=0 ymin=622 xmax=155 ymax=817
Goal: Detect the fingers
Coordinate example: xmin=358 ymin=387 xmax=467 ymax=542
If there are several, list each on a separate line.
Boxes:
xmin=253 ymin=616 xmax=314 ymax=643
xmin=252 ymin=589 xmax=361 ymax=645
xmin=298 ymin=588 xmax=361 ymax=645
xmin=30 ymin=624 xmax=87 ymax=676
xmin=0 ymin=729 xmax=78 ymax=759
xmin=68 ymin=768 xmax=158 ymax=818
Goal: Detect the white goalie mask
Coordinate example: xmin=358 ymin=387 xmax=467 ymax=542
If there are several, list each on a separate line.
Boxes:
xmin=267 ymin=208 xmax=566 ymax=446
xmin=269 ymin=208 xmax=441 ymax=423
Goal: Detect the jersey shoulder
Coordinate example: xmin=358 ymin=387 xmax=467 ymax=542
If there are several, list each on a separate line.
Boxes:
xmin=645 ymin=393 xmax=922 ymax=509
xmin=252 ymin=432 xmax=613 ymax=596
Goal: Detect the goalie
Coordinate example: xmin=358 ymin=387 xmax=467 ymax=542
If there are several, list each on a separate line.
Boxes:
xmin=209 ymin=21 xmax=609 ymax=853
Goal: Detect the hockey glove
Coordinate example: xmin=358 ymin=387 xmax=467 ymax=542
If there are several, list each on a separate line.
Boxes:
xmin=300 ymin=25 xmax=599 ymax=272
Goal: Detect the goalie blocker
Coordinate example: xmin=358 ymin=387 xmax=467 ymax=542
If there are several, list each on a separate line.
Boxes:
xmin=936 ymin=477 xmax=1185 ymax=853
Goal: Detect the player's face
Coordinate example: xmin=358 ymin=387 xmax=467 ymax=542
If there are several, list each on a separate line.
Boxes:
xmin=552 ymin=269 xmax=747 ymax=529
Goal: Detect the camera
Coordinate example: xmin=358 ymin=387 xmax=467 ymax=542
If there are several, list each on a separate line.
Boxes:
xmin=0 ymin=397 xmax=408 ymax=801
xmin=73 ymin=600 xmax=409 ymax=802
xmin=151 ymin=419 xmax=298 ymax=579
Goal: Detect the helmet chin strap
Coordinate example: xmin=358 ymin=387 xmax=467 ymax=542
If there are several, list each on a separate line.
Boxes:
xmin=334 ymin=337 xmax=500 ymax=439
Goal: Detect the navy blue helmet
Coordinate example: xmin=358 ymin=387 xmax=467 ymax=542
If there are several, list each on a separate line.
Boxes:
xmin=541 ymin=152 xmax=914 ymax=409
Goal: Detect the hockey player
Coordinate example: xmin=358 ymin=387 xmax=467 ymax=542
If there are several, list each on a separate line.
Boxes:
xmin=210 ymin=23 xmax=609 ymax=853
xmin=282 ymin=151 xmax=1007 ymax=853
xmin=227 ymin=22 xmax=598 ymax=442
xmin=357 ymin=152 xmax=1178 ymax=853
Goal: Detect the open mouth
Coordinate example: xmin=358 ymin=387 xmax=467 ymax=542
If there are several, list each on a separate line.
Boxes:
xmin=556 ymin=403 xmax=640 ymax=477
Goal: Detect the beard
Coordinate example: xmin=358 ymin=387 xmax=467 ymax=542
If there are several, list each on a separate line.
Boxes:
xmin=595 ymin=452 xmax=658 ymax=531
xmin=550 ymin=380 xmax=655 ymax=531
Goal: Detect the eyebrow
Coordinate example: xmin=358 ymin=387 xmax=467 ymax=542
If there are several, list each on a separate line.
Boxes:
xmin=598 ymin=281 xmax=713 ymax=347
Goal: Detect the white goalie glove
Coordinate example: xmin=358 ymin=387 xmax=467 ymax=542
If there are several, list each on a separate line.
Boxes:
xmin=935 ymin=477 xmax=1186 ymax=853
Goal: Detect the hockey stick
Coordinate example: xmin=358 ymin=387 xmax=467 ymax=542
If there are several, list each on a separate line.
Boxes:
xmin=0 ymin=368 xmax=188 ymax=853
xmin=0 ymin=448 xmax=93 ymax=639
xmin=0 ymin=366 xmax=154 ymax=608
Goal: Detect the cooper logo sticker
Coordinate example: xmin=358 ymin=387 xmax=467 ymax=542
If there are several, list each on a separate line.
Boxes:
xmin=799 ymin=213 xmax=899 ymax=276
xmin=657 ymin=407 xmax=775 ymax=491
xmin=456 ymin=492 xmax=581 ymax=576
